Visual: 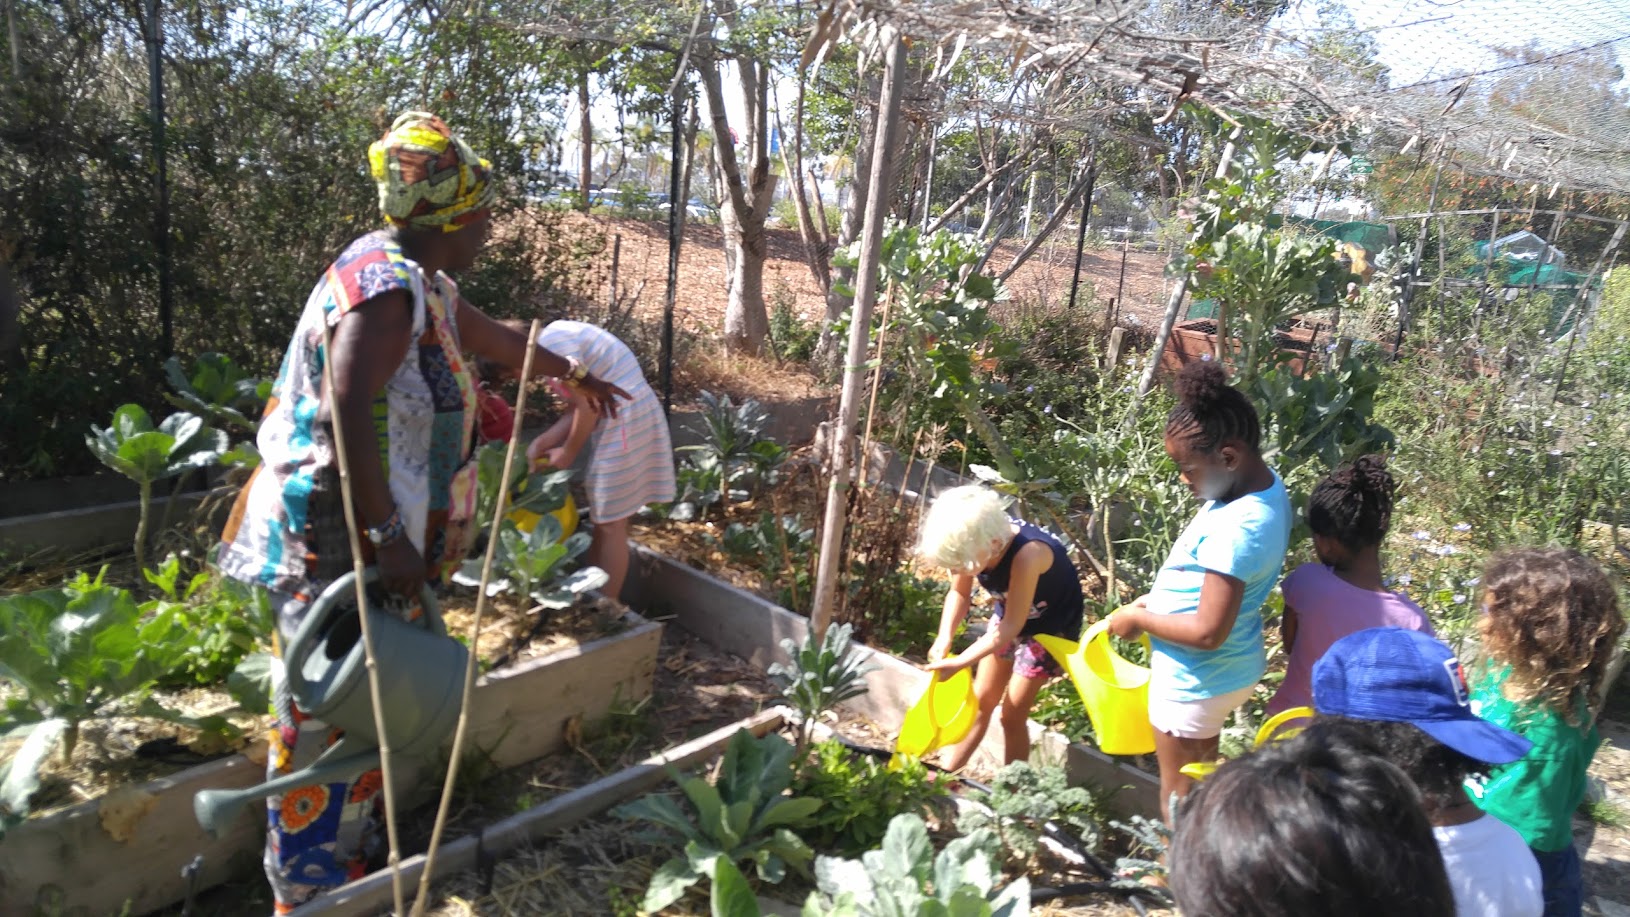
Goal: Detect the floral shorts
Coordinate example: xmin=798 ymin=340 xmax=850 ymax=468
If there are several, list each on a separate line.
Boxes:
xmin=988 ymin=617 xmax=1063 ymax=680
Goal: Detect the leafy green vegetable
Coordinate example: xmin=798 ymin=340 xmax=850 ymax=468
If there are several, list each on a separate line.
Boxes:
xmin=791 ymin=739 xmax=949 ymax=856
xmin=163 ymin=352 xmax=270 ymax=434
xmin=802 ymin=814 xmax=1029 ymax=917
xmin=452 ymin=517 xmax=607 ymax=609
xmin=954 ymin=760 xmax=1106 ymax=867
xmin=768 ymin=623 xmax=873 ymax=755
xmin=0 ymin=569 xmax=221 ymax=834
xmin=615 ymin=729 xmax=821 ymax=913
xmin=85 ymin=405 xmax=227 ymax=569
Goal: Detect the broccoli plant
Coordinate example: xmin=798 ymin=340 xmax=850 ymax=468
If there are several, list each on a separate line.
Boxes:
xmin=85 ymin=405 xmax=227 ymax=570
xmin=615 ymin=729 xmax=821 ymax=913
xmin=163 ymin=352 xmax=269 ymax=435
xmin=453 ymin=516 xmax=607 ymax=610
xmin=671 ymin=391 xmax=787 ymax=520
xmin=0 ymin=569 xmax=229 ymax=836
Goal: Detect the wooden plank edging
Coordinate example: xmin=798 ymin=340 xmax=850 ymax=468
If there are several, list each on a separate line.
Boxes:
xmin=0 ymin=611 xmax=662 ymax=917
xmin=289 ymin=708 xmax=790 ymax=917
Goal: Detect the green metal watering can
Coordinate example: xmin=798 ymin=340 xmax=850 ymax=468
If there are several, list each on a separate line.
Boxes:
xmin=194 ymin=570 xmax=467 ymax=837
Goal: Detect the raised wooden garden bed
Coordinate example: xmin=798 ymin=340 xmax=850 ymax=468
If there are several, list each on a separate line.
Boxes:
xmin=1159 ymin=317 xmax=1328 ymax=376
xmin=0 ymin=608 xmax=662 ymax=917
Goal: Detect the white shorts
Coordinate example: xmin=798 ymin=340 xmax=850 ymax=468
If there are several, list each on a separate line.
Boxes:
xmin=1148 ymin=684 xmax=1258 ymax=740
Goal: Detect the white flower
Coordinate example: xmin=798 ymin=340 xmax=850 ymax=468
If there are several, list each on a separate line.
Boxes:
xmin=1437 ymin=545 xmax=1457 ymax=556
xmin=1412 ymin=530 xmax=1431 ymax=541
xmin=1453 ymin=522 xmax=1471 ymax=533
xmin=1465 ymin=576 xmax=1481 ymax=587
xmin=1398 ymin=574 xmax=1414 ymax=586
xmin=1453 ymin=593 xmax=1467 ymax=604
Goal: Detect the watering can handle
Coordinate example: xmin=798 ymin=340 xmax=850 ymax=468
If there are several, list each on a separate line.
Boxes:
xmin=1083 ymin=616 xmax=1153 ymax=655
xmin=282 ymin=569 xmax=441 ymax=703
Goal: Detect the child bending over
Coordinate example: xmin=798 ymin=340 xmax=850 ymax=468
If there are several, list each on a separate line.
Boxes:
xmin=917 ymin=485 xmax=1084 ymax=771
xmin=1473 ymin=548 xmax=1625 ymax=917
xmin=1106 ymin=360 xmax=1292 ymax=820
xmin=525 ymin=320 xmax=675 ymax=600
xmin=1265 ymin=455 xmax=1431 ymax=717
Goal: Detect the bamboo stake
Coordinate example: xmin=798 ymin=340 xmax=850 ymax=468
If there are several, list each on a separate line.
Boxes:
xmin=320 ymin=322 xmax=407 ymax=917
xmin=856 ymin=280 xmax=897 ymax=490
xmin=410 ymin=319 xmax=543 ymax=917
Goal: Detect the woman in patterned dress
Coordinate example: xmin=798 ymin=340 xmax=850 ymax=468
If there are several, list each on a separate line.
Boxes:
xmin=217 ymin=112 xmax=627 ymax=912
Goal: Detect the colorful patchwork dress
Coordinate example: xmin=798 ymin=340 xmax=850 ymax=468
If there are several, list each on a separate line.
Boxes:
xmin=218 ymin=231 xmax=480 ymax=912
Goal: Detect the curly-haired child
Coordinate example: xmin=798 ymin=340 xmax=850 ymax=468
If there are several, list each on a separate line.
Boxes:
xmin=1265 ymin=455 xmax=1432 ymax=717
xmin=1473 ymin=547 xmax=1625 ymax=917
xmin=916 ymin=485 xmax=1085 ymax=771
xmin=1106 ymin=360 xmax=1292 ymax=819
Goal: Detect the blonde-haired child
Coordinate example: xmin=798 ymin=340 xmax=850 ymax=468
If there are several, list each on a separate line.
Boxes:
xmin=1473 ymin=547 xmax=1625 ymax=917
xmin=917 ymin=485 xmax=1084 ymax=770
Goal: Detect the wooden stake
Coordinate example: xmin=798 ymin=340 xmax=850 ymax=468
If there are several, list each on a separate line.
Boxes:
xmin=809 ymin=29 xmax=907 ymax=644
xmin=409 ymin=319 xmax=542 ymax=917
xmin=320 ymin=323 xmax=407 ymax=917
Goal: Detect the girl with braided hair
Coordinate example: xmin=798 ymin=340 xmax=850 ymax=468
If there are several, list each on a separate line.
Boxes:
xmin=1106 ymin=360 xmax=1291 ymax=819
xmin=1264 ymin=454 xmax=1432 ymax=718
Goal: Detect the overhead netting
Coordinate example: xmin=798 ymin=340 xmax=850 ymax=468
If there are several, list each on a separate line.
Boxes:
xmin=848 ymin=0 xmax=1630 ymax=195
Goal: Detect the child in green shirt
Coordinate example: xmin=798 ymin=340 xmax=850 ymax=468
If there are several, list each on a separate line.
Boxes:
xmin=1472 ymin=547 xmax=1625 ymax=917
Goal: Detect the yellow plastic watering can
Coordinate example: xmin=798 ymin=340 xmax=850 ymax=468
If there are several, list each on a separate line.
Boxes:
xmin=506 ymin=473 xmax=579 ymax=538
xmin=1179 ymin=705 xmax=1315 ymax=781
xmin=893 ymin=667 xmax=979 ymax=764
xmin=1034 ymin=618 xmax=1156 ymax=756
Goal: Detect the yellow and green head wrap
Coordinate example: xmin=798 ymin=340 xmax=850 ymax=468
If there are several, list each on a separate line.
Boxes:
xmin=368 ymin=111 xmax=496 ymax=233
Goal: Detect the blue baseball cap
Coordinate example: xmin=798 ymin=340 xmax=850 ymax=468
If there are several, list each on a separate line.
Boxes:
xmin=1313 ymin=627 xmax=1532 ymax=765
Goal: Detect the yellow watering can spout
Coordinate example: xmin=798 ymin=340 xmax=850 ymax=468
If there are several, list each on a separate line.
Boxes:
xmin=892 ymin=667 xmax=979 ymax=766
xmin=1035 ymin=617 xmax=1156 ymax=756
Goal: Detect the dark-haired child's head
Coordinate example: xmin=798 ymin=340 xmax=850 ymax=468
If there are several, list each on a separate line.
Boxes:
xmin=1169 ymin=726 xmax=1455 ymax=917
xmin=1164 ymin=361 xmax=1263 ymax=502
xmin=1480 ymin=547 xmax=1624 ymax=724
xmin=1305 ymin=717 xmax=1485 ymax=814
xmin=1307 ymin=454 xmax=1395 ymax=567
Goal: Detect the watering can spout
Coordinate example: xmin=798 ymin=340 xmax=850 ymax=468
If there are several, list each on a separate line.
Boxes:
xmin=194 ymin=738 xmax=380 ymax=838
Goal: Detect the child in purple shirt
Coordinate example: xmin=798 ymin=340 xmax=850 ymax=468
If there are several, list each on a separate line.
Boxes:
xmin=1265 ymin=455 xmax=1432 ymax=716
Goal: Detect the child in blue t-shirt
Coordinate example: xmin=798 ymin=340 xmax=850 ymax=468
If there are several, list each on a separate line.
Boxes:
xmin=1107 ymin=361 xmax=1291 ymax=820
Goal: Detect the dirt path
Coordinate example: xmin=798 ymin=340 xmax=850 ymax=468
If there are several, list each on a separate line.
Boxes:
xmin=545 ymin=211 xmax=1173 ymax=337
xmin=1582 ymin=720 xmax=1630 ymax=914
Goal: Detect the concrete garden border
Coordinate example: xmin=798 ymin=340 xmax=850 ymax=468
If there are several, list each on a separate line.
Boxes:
xmin=0 ymin=609 xmax=662 ymax=917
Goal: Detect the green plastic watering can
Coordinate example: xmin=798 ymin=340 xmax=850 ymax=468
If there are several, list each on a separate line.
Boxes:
xmin=193 ymin=570 xmax=467 ymax=837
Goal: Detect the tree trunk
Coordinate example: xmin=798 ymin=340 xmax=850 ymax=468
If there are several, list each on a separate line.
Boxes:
xmin=577 ymin=70 xmax=592 ymax=212
xmin=699 ymin=54 xmax=776 ymax=355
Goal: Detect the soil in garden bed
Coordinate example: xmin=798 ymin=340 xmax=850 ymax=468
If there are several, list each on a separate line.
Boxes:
xmin=153 ymin=626 xmax=780 ymax=917
xmin=422 ymin=711 xmax=1161 ymax=917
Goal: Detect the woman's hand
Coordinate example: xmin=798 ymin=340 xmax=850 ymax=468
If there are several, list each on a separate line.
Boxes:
xmin=927 ymin=635 xmax=953 ymax=664
xmin=376 ymin=537 xmax=425 ymax=600
xmin=572 ymin=373 xmax=630 ymax=419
